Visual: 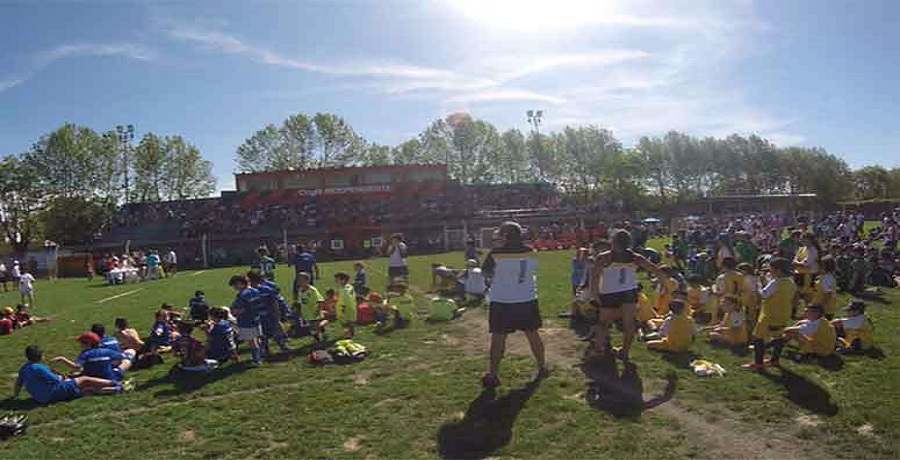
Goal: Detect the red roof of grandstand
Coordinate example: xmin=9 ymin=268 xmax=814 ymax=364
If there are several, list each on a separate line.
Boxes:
xmin=234 ymin=164 xmax=446 ymax=178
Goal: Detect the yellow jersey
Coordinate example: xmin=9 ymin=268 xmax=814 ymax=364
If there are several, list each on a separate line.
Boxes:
xmin=655 ymin=278 xmax=678 ymax=315
xmin=799 ymin=318 xmax=836 ymax=356
xmin=661 ymin=312 xmax=694 ymax=351
xmin=813 ymin=273 xmax=837 ymax=315
xmin=753 ymin=277 xmax=796 ymax=340
xmin=335 ymin=283 xmax=357 ymax=322
xmin=636 ymin=292 xmax=656 ymax=323
xmin=721 ymin=310 xmax=748 ymax=344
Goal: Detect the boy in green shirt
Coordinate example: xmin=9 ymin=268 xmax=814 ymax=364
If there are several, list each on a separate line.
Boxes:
xmin=295 ymin=272 xmax=327 ymax=341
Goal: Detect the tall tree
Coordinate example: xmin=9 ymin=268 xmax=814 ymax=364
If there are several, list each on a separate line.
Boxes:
xmin=418 ymin=114 xmax=501 ymax=184
xmin=0 ymin=156 xmax=43 ymax=253
xmin=133 ymin=134 xmax=215 ymax=202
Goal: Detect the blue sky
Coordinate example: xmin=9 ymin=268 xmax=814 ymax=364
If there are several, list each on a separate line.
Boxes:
xmin=1 ymin=0 xmax=898 ymax=191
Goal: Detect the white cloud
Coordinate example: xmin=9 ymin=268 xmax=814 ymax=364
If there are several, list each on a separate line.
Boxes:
xmin=0 ymin=43 xmax=155 ymax=93
xmin=447 ymin=89 xmax=566 ymax=105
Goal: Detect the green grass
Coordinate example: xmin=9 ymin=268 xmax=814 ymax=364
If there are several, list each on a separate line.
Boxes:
xmin=0 ymin=245 xmax=897 ymax=459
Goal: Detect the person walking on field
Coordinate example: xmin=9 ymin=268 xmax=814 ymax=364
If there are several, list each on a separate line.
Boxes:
xmin=480 ymin=222 xmax=548 ymax=389
xmin=386 ymin=233 xmax=408 ymax=282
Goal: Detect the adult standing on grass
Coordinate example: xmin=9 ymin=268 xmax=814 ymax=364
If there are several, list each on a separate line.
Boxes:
xmin=292 ymin=244 xmax=320 ymax=301
xmin=590 ymin=229 xmax=664 ymax=361
xmin=480 ymin=222 xmax=547 ymax=389
xmin=387 ymin=233 xmax=408 ymax=283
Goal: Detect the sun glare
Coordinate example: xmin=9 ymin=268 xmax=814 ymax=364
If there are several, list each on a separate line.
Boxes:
xmin=449 ymin=0 xmax=623 ymax=30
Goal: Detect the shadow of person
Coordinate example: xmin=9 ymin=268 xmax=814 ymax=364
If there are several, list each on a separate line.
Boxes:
xmin=436 ymin=380 xmax=541 ymax=459
xmin=760 ymin=367 xmax=839 ymax=416
xmin=145 ymin=361 xmax=250 ymax=397
xmin=0 ymin=397 xmax=44 ymax=411
xmin=581 ymin=357 xmax=676 ymax=418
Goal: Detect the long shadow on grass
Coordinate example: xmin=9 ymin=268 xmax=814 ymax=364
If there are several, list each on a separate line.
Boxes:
xmin=580 ymin=356 xmax=677 ymax=418
xmin=759 ymin=367 xmax=839 ymax=416
xmin=436 ymin=380 xmax=540 ymax=459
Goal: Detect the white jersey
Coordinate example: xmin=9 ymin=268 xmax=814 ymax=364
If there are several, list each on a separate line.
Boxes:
xmin=598 ymin=251 xmax=638 ymax=294
xmin=482 ymin=246 xmax=538 ymax=304
xmin=463 ymin=268 xmax=485 ymax=295
xmin=19 ymin=273 xmax=35 ymax=292
xmin=388 ymin=242 xmax=407 ymax=268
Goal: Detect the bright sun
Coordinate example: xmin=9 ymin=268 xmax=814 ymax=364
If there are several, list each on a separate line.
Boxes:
xmin=449 ymin=0 xmax=624 ymax=31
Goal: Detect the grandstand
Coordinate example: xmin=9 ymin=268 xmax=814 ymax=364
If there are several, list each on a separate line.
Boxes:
xmin=98 ymin=165 xmax=598 ymax=266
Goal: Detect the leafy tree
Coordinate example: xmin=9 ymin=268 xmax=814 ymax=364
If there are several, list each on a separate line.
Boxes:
xmin=40 ymin=196 xmax=112 ymax=246
xmin=0 ymin=156 xmax=43 ymax=253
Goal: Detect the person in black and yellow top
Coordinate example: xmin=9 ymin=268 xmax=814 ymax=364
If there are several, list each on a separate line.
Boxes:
xmin=742 ymin=257 xmax=798 ymax=370
xmin=480 ymin=222 xmax=547 ymax=389
xmin=646 ymin=299 xmax=695 ymax=353
xmin=778 ymin=304 xmax=837 ymax=360
xmin=832 ymin=299 xmax=874 ymax=352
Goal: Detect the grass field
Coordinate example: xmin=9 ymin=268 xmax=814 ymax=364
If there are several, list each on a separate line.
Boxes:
xmin=0 ymin=243 xmax=897 ymax=459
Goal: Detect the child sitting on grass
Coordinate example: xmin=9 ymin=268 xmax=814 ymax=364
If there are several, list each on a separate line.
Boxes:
xmin=13 ymin=304 xmax=50 ymax=328
xmin=635 ymin=283 xmax=658 ymax=329
xmin=685 ymin=275 xmax=711 ymax=323
xmin=645 ymin=300 xmax=695 ymax=353
xmin=813 ymin=256 xmax=838 ymax=319
xmin=114 ymin=317 xmax=145 ymax=353
xmin=0 ymin=307 xmax=15 ymax=335
xmin=778 ymin=304 xmax=837 ymax=361
xmin=832 ymin=300 xmax=874 ymax=352
xmin=146 ymin=309 xmax=174 ymax=354
xmin=189 ymin=290 xmax=209 ymax=321
xmin=738 ymin=263 xmax=760 ymax=333
xmin=13 ymin=345 xmax=120 ymax=404
xmin=654 ymin=266 xmax=680 ymax=316
xmin=172 ymin=321 xmax=217 ymax=372
xmin=379 ymin=280 xmax=414 ymax=329
xmin=462 ymin=259 xmax=486 ymax=307
xmin=206 ymin=307 xmax=239 ymax=363
xmin=708 ymin=295 xmax=748 ymax=347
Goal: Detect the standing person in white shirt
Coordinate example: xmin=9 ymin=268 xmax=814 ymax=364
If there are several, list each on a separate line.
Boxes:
xmin=164 ymin=249 xmax=178 ymax=277
xmin=0 ymin=262 xmax=8 ymax=292
xmin=19 ymin=270 xmax=36 ymax=308
xmin=480 ymin=222 xmax=547 ymax=389
xmin=11 ymin=261 xmax=21 ymax=285
xmin=386 ymin=233 xmax=408 ymax=282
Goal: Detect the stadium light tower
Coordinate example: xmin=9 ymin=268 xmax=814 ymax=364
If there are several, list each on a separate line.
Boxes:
xmin=526 ymin=109 xmax=543 ymax=134
xmin=116 ymin=124 xmax=135 ymax=203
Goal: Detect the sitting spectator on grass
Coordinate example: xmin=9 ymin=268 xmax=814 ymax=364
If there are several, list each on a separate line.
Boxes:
xmin=462 ymin=259 xmax=486 ymax=306
xmin=189 ymin=290 xmax=210 ymax=321
xmin=146 ymin=309 xmax=174 ymax=354
xmin=51 ymin=332 xmax=134 ymax=392
xmin=645 ymin=300 xmax=696 ymax=353
xmin=778 ymin=304 xmax=837 ymax=361
xmin=832 ymin=300 xmax=874 ymax=352
xmin=13 ymin=304 xmax=50 ymax=328
xmin=0 ymin=307 xmax=14 ymax=335
xmin=206 ymin=307 xmax=239 ymax=363
xmin=91 ymin=323 xmax=121 ymax=352
xmin=172 ymin=321 xmax=217 ymax=372
xmin=708 ymin=295 xmax=748 ymax=347
xmin=114 ymin=317 xmax=145 ymax=352
xmin=13 ymin=345 xmax=120 ymax=404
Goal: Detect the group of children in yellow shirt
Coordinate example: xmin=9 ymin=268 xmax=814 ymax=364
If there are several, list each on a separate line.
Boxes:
xmin=634 ymin=255 xmax=874 ymax=368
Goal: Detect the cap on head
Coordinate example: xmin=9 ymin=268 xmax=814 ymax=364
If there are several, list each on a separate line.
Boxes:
xmin=465 ymin=259 xmax=478 ymax=268
xmin=75 ymin=332 xmax=101 ymax=347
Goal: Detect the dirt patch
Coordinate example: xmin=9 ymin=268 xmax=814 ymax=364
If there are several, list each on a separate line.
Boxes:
xmin=857 ymin=423 xmax=875 ymax=436
xmin=373 ymin=397 xmax=401 ymax=408
xmin=796 ymin=414 xmax=821 ymax=428
xmin=343 ymin=436 xmax=364 ymax=452
xmin=178 ymin=430 xmax=197 ymax=444
xmin=441 ymin=333 xmax=460 ymax=347
xmin=353 ymin=370 xmax=373 ymax=385
xmin=454 ymin=312 xmax=580 ymax=370
xmin=653 ymin=402 xmax=824 ymax=460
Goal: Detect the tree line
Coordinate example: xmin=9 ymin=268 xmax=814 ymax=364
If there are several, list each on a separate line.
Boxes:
xmin=236 ymin=111 xmax=900 ymax=207
xmin=0 ymin=123 xmax=215 ymax=250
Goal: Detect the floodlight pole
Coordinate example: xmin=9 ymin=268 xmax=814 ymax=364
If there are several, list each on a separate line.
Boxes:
xmin=116 ymin=124 xmax=135 ymax=203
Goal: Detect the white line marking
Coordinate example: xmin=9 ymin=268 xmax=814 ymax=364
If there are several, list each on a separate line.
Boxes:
xmin=96 ymin=288 xmax=145 ymax=304
xmin=190 ymin=270 xmax=206 ymax=277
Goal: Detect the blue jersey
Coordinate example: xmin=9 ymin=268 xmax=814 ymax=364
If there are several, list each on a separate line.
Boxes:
xmin=76 ymin=347 xmax=125 ymax=381
xmin=189 ymin=297 xmax=209 ymax=321
xmin=18 ymin=362 xmax=63 ymax=403
xmin=208 ymin=320 xmax=236 ymax=360
xmin=98 ymin=335 xmax=121 ymax=353
xmin=149 ymin=320 xmax=171 ymax=345
xmin=232 ymin=287 xmax=262 ymax=328
xmin=256 ymin=283 xmax=277 ymax=319
xmin=292 ymin=252 xmax=316 ymax=274
xmin=355 ymin=270 xmax=366 ymax=289
xmin=263 ymin=280 xmax=293 ymax=317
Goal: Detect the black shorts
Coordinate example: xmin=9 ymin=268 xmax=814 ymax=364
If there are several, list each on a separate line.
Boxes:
xmin=489 ymin=300 xmax=542 ymax=334
xmin=388 ymin=266 xmax=408 ymax=278
xmin=599 ymin=290 xmax=638 ymax=309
